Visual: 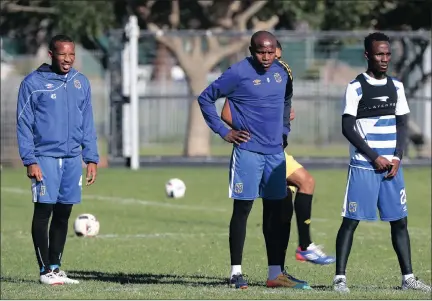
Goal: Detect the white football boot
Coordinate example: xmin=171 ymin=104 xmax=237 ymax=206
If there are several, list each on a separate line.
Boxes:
xmin=53 ymin=269 xmax=79 ymax=284
xmin=402 ymin=277 xmax=431 ymax=292
xmin=39 ymin=271 xmax=64 ymax=285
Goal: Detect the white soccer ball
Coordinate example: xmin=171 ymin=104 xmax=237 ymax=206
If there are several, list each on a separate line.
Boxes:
xmin=165 ymin=178 xmax=186 ymax=199
xmin=73 ymin=213 xmax=100 ymax=237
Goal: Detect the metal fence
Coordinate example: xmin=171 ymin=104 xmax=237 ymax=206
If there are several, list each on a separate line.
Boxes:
xmin=109 ymin=30 xmax=431 ymax=157
xmin=1 ymin=30 xmax=431 ymax=166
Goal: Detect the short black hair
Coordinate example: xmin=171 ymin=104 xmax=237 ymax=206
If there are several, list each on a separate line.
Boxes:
xmin=49 ymin=34 xmax=74 ymax=51
xmin=364 ymin=32 xmax=389 ymax=53
xmin=276 ymin=40 xmax=282 ymax=50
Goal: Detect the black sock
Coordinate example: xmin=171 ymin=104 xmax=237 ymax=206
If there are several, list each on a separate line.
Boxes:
xmin=229 ymin=200 xmax=253 ymax=265
xmin=49 ymin=203 xmax=73 ymax=268
xmin=294 ymin=192 xmax=313 ymax=250
xmin=262 ymin=198 xmax=283 ymax=266
xmin=390 ymin=217 xmax=413 ymax=275
xmin=335 ymin=217 xmax=359 ymax=275
xmin=32 ymin=203 xmax=54 ymax=273
xmin=280 ymin=189 xmax=294 ymax=270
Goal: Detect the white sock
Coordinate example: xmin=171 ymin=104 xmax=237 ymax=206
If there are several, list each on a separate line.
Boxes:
xmin=230 ymin=265 xmax=242 ymax=278
xmin=403 ymin=273 xmax=414 ymax=281
xmin=268 ymin=265 xmax=282 ymax=280
xmin=334 ymin=275 xmax=346 ymax=281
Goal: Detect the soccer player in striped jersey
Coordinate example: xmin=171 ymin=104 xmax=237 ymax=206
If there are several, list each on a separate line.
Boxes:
xmin=333 ymin=32 xmax=430 ymax=293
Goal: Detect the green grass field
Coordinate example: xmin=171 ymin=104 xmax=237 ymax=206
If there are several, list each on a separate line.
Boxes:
xmin=1 ymin=167 xmax=431 ymax=299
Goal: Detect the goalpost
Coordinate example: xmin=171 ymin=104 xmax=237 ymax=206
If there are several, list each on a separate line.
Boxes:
xmin=122 ymin=16 xmax=140 ymax=170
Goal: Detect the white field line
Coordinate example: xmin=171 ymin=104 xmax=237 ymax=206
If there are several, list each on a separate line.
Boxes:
xmin=97 ymin=233 xmax=228 ymax=239
xmin=2 ymin=187 xmax=430 ymax=236
xmin=1 ymin=187 xmax=226 ymax=212
xmin=0 ymin=232 xmax=228 ymax=240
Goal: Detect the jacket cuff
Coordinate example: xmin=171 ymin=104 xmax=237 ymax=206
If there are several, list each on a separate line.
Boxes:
xmin=218 ymin=126 xmax=230 ymax=139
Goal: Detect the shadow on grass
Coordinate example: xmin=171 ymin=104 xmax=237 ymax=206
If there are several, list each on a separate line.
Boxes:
xmin=0 ymin=274 xmax=401 ymax=291
xmin=0 ymin=277 xmax=38 ymax=284
xmin=68 ymin=270 xmax=267 ymax=287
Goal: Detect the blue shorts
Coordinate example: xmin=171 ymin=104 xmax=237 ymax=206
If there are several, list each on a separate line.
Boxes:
xmin=228 ymin=147 xmax=287 ymax=200
xmin=31 ymin=156 xmax=83 ymax=204
xmin=342 ymin=166 xmax=407 ymax=221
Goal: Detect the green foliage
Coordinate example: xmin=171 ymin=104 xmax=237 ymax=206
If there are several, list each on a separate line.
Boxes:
xmin=52 ymin=1 xmax=116 ymax=42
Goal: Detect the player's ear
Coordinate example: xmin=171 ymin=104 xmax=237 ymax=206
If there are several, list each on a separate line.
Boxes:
xmin=48 ymin=50 xmax=53 ymax=59
xmin=249 ymin=46 xmax=253 ymax=56
xmin=364 ymin=51 xmax=369 ymax=60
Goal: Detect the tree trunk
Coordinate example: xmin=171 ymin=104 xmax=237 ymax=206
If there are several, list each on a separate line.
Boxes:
xmin=183 ymin=73 xmax=212 ymax=157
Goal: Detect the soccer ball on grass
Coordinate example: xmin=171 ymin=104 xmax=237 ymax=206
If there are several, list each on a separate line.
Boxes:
xmin=165 ymin=178 xmax=186 ymax=198
xmin=73 ymin=213 xmax=100 ymax=237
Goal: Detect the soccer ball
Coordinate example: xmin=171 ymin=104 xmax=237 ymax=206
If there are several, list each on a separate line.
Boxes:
xmin=165 ymin=178 xmax=186 ymax=198
xmin=73 ymin=213 xmax=100 ymax=237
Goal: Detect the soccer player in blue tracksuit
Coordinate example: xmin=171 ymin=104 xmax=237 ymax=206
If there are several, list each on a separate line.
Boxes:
xmin=198 ymin=31 xmax=311 ymax=289
xmin=16 ymin=35 xmax=99 ymax=285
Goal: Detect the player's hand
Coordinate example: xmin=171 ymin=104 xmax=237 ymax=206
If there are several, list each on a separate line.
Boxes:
xmin=27 ymin=164 xmax=43 ymax=181
xmin=290 ymin=108 xmax=295 ymax=121
xmin=373 ymin=156 xmax=392 ymax=171
xmin=86 ymin=162 xmax=97 ymax=186
xmin=224 ymin=130 xmax=250 ymax=145
xmin=385 ymin=159 xmax=400 ymax=178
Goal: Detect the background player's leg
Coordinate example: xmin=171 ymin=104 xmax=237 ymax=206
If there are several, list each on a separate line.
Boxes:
xmin=287 ymin=167 xmax=314 ymax=250
xmin=49 ymin=203 xmax=73 ymax=271
xmin=287 ymin=160 xmax=335 ymax=265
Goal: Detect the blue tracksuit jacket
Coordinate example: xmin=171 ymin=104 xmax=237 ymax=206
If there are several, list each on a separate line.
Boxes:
xmin=16 ymin=63 xmax=99 ymax=166
xmin=198 ymin=57 xmax=292 ymax=155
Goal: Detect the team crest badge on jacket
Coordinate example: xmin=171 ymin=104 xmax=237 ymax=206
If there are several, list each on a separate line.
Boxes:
xmin=74 ymin=79 xmax=81 ymax=89
xmin=274 ymin=72 xmax=282 ymax=83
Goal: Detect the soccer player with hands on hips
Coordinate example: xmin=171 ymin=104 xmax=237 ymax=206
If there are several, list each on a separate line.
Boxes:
xmin=16 ymin=35 xmax=99 ymax=285
xmin=221 ymin=40 xmax=335 ymax=269
xmin=333 ymin=32 xmax=431 ymax=293
xmin=198 ymin=30 xmax=311 ymax=290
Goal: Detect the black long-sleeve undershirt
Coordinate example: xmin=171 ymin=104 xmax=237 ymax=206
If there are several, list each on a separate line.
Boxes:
xmin=394 ymin=114 xmax=408 ymax=160
xmin=342 ymin=114 xmax=379 ymax=162
xmin=342 ymin=114 xmax=409 ymax=162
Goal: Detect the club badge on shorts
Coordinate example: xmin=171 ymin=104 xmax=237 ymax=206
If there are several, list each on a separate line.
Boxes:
xmin=349 ymin=202 xmax=357 ymax=213
xmin=234 ymin=183 xmax=243 ymax=194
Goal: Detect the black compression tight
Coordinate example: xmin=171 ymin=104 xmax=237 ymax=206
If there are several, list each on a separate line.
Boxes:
xmin=32 ymin=203 xmax=73 ymax=272
xmin=229 ymin=200 xmax=253 ymax=265
xmin=335 ymin=216 xmax=413 ymax=275
xmin=390 ymin=217 xmax=413 ymax=275
xmin=262 ymin=198 xmax=284 ymax=266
